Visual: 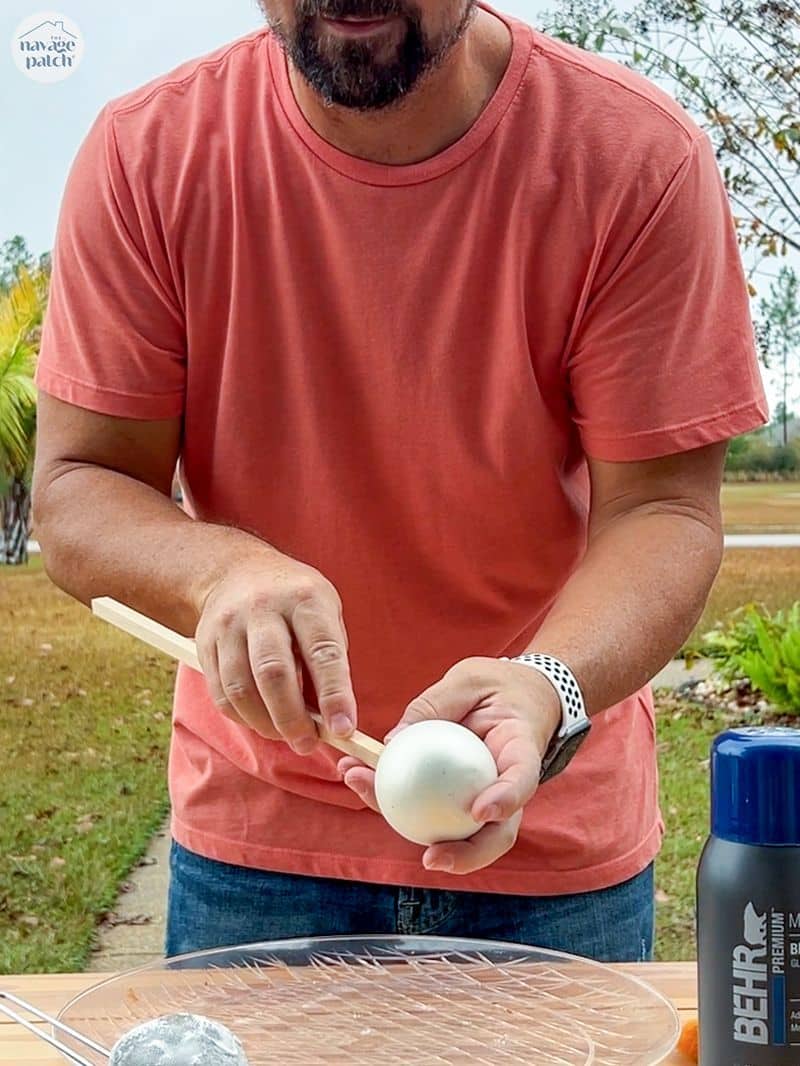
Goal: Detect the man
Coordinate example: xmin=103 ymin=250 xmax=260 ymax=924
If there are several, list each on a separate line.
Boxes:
xmin=33 ymin=0 xmax=767 ymax=962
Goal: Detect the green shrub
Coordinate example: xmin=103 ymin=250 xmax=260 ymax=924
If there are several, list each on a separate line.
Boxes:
xmin=702 ymin=603 xmax=800 ymax=713
xmin=724 ymin=434 xmax=800 ymax=476
xmin=772 ymin=445 xmax=799 ymax=473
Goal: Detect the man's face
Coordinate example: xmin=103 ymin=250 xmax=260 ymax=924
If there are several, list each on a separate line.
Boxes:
xmin=262 ymin=1 xmax=476 ymax=111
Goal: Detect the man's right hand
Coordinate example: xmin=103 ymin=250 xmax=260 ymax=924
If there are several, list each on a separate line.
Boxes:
xmin=194 ymin=554 xmax=357 ymax=754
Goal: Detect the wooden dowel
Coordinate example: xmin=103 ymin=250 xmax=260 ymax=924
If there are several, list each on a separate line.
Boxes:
xmin=91 ymin=597 xmax=384 ymax=769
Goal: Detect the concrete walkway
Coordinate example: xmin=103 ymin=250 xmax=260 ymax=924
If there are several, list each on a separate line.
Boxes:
xmin=651 ymin=657 xmax=715 ymax=688
xmin=86 ymin=657 xmax=715 ymax=971
xmin=87 ymin=822 xmax=170 ymax=972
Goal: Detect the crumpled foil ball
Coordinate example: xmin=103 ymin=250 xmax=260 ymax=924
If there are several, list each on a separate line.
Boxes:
xmin=109 ymin=1013 xmax=249 ymax=1066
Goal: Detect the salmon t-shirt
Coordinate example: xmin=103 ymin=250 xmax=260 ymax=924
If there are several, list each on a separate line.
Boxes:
xmin=37 ymin=4 xmax=767 ymax=894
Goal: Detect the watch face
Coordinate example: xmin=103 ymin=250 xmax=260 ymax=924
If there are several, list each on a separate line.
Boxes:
xmin=540 ymin=723 xmax=591 ymax=783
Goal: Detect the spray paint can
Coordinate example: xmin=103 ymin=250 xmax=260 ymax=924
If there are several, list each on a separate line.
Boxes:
xmin=697 ymin=726 xmax=800 ymax=1064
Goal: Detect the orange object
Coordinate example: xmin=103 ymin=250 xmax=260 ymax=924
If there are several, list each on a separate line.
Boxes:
xmin=677 ymin=1017 xmax=699 ymax=1062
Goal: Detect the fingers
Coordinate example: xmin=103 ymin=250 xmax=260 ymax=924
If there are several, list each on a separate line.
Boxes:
xmin=292 ymin=591 xmax=357 ymax=739
xmin=196 ymin=627 xmax=270 ymax=736
xmin=337 ymin=757 xmax=380 ymax=811
xmin=470 ymin=769 xmax=536 ymax=825
xmin=248 ymin=618 xmax=317 ymax=752
xmin=337 ymin=757 xmax=363 ymax=776
xmin=422 ymin=810 xmax=523 ymax=875
xmin=471 ymin=730 xmax=542 ymax=823
xmin=195 ymin=560 xmax=359 ymax=752
xmin=214 ymin=624 xmax=286 ymax=740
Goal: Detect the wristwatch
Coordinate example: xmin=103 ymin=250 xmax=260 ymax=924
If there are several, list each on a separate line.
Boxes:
xmin=501 ymin=653 xmax=592 ymax=783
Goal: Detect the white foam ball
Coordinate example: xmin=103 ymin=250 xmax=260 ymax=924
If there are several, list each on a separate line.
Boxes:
xmin=375 ymin=720 xmax=499 ymax=846
xmin=109 ymin=1013 xmax=249 ymax=1066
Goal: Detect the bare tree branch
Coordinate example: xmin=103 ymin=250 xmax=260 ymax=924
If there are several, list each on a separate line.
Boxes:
xmin=542 ymin=0 xmax=800 ymax=265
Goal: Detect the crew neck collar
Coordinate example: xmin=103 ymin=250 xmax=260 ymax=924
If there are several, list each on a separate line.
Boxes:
xmin=266 ymin=3 xmax=533 ymax=187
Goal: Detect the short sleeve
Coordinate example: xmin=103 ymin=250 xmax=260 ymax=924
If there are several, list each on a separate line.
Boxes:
xmin=36 ymin=104 xmax=186 ymax=419
xmin=567 ymin=133 xmax=768 ymax=461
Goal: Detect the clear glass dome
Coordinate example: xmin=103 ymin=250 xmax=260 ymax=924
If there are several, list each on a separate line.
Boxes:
xmin=57 ymin=935 xmax=679 ymax=1065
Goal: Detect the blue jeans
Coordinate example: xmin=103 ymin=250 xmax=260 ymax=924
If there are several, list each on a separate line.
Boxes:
xmin=166 ymin=842 xmax=655 ymax=962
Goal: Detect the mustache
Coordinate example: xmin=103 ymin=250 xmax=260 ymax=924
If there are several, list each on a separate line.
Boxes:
xmin=297 ymin=0 xmax=415 ymax=17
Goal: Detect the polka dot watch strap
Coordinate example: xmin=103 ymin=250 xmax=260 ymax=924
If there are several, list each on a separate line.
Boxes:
xmin=501 ymin=653 xmax=587 ymax=738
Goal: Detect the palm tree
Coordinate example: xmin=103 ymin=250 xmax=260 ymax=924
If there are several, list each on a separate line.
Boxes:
xmin=0 ymin=266 xmax=48 ymax=564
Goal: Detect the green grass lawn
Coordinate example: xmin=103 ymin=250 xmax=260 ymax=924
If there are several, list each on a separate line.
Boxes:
xmin=0 ymin=559 xmax=174 ymax=973
xmin=721 ymin=481 xmax=800 ymax=532
xmin=668 ymin=480 xmax=800 ymax=650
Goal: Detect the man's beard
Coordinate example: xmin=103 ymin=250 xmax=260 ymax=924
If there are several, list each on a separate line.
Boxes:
xmin=268 ymin=1 xmax=475 ymax=111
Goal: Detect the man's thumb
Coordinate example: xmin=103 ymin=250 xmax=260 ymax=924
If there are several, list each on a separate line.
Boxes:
xmin=384 ymin=669 xmax=475 ymax=742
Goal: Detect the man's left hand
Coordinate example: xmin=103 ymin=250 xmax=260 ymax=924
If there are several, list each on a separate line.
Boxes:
xmin=338 ymin=657 xmax=561 ymax=875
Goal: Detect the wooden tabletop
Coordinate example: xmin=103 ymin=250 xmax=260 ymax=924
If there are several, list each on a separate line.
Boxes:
xmin=0 ymin=962 xmax=697 ymax=1063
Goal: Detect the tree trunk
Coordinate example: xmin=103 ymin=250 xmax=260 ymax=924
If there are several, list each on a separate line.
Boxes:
xmin=1 ymin=477 xmax=31 ymax=565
